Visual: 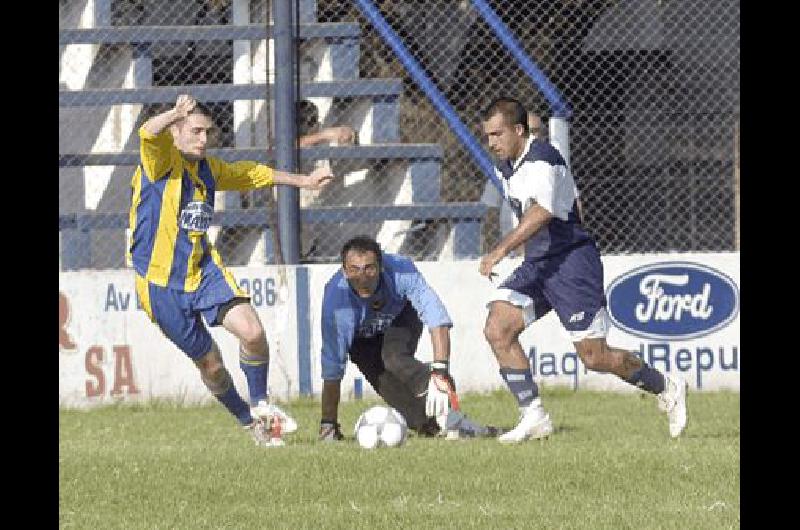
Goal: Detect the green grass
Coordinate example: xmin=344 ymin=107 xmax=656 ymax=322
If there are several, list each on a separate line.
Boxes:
xmin=59 ymin=388 xmax=739 ymax=529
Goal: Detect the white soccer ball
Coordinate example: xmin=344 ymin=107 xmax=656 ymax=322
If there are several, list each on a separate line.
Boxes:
xmin=354 ymin=405 xmax=408 ymax=449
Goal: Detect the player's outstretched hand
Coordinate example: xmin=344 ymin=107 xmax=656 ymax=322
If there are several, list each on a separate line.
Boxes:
xmin=174 ymin=94 xmax=197 ymax=120
xmin=319 ymin=420 xmax=344 ymax=442
xmin=304 ymin=165 xmax=336 ymax=190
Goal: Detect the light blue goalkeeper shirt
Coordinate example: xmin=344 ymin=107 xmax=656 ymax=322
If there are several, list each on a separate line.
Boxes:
xmin=320 ymin=253 xmax=452 ymax=381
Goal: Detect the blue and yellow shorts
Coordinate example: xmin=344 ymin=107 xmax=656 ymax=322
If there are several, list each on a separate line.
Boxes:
xmin=135 ymin=268 xmax=249 ymax=360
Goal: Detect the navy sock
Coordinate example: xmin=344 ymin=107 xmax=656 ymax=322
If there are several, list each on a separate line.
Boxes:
xmin=239 ymin=360 xmax=269 ymax=405
xmin=627 ymin=364 xmax=666 ymax=394
xmin=239 ymin=345 xmax=269 ymax=404
xmin=214 ymin=385 xmax=253 ymax=426
xmin=499 ymin=367 xmax=538 ymax=408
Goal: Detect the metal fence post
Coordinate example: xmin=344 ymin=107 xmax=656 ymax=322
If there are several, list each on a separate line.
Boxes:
xmin=274 ymin=0 xmax=300 ymax=264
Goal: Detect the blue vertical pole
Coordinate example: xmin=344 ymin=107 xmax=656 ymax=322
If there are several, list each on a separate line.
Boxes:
xmin=352 ymin=0 xmax=502 ymax=194
xmin=295 ymin=266 xmax=312 ymax=395
xmin=470 ymin=0 xmax=571 ymax=118
xmin=273 ymin=0 xmax=300 ymax=263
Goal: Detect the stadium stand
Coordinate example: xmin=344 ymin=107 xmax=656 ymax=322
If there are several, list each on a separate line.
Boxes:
xmin=58 ymin=0 xmax=486 ymax=270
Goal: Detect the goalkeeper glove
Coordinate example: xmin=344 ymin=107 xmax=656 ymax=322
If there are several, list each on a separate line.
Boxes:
xmin=425 ymin=360 xmax=460 ymax=419
xmin=319 ymin=420 xmax=344 ymax=442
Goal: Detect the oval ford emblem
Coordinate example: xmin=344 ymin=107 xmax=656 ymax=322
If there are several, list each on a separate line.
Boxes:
xmin=606 ymin=262 xmax=739 ymax=340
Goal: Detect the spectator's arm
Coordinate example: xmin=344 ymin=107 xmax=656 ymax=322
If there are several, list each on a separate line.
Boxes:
xmin=298 ymin=126 xmax=356 ymax=147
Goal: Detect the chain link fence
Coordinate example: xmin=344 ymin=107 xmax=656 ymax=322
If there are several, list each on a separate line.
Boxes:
xmin=59 ymin=0 xmax=740 ymax=270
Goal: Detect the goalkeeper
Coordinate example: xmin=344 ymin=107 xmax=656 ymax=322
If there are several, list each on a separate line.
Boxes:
xmin=318 ymin=236 xmax=499 ymax=441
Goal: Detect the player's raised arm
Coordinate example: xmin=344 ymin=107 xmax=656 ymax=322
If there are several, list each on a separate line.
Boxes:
xmin=137 ymin=95 xmax=197 ymax=181
xmin=142 ymin=94 xmax=196 ymax=136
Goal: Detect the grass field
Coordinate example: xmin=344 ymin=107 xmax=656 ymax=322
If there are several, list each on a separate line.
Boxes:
xmin=59 ymin=388 xmax=739 ymax=529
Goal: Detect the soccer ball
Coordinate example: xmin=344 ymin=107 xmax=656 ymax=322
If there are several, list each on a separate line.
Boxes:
xmin=354 ymin=405 xmax=408 ymax=449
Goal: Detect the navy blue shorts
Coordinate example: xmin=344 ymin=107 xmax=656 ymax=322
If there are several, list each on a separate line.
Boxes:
xmin=495 ymin=242 xmax=607 ymax=333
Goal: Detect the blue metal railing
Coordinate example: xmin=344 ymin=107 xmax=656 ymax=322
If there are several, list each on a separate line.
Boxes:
xmin=471 ymin=0 xmax=571 ymax=119
xmin=352 ymin=0 xmax=503 ymax=194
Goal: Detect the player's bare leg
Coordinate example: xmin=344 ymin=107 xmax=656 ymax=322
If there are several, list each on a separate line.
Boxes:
xmin=193 ymin=342 xmax=274 ymax=444
xmin=574 ymin=338 xmax=687 ymax=437
xmin=222 ymin=301 xmax=297 ymax=434
xmin=483 ymin=301 xmax=528 ymax=369
xmin=484 ymin=301 xmax=553 ymax=443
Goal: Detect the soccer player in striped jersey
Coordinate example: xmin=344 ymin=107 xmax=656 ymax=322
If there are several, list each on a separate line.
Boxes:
xmin=479 ymin=98 xmax=688 ymax=443
xmin=128 ymin=94 xmax=334 ymax=446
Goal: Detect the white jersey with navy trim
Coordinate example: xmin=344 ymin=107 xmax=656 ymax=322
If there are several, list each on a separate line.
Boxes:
xmin=495 ymin=136 xmax=592 ymax=260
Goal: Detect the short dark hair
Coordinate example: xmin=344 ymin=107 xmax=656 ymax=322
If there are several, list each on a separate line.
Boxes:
xmin=297 ymin=99 xmax=319 ymax=134
xmin=481 ymin=97 xmax=529 ymax=134
xmin=341 ymin=235 xmax=382 ymax=265
xmin=188 ymin=101 xmax=214 ymax=119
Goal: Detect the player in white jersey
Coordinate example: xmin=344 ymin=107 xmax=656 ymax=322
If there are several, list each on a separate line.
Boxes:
xmin=477 ymin=98 xmax=688 ymax=442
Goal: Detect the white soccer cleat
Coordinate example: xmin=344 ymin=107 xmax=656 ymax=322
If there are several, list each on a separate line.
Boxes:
xmin=657 ymin=374 xmax=688 ymax=438
xmin=498 ymin=399 xmax=553 ymax=444
xmin=251 ymin=400 xmax=298 ymax=434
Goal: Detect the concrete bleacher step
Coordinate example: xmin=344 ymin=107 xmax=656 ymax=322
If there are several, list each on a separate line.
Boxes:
xmin=58 ymin=80 xmax=400 ymax=144
xmin=58 ymin=80 xmax=402 ymax=105
xmin=59 ymin=23 xmax=362 ymax=44
xmin=60 ymin=22 xmax=361 ymax=81
xmin=58 ymin=143 xmax=442 ymax=167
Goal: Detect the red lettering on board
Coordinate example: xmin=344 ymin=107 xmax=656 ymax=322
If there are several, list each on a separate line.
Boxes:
xmin=110 ymin=345 xmax=140 ymax=396
xmin=59 ymin=292 xmax=77 ymax=351
xmin=85 ymin=346 xmax=105 ymax=397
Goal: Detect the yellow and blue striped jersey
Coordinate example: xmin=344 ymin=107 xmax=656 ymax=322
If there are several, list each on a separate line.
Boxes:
xmin=128 ymin=126 xmax=274 ymax=291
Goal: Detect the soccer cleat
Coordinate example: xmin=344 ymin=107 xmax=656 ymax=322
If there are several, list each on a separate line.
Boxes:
xmin=657 ymin=374 xmax=688 ymax=438
xmin=251 ymin=400 xmax=298 ymax=434
xmin=498 ymin=399 xmax=553 ymax=444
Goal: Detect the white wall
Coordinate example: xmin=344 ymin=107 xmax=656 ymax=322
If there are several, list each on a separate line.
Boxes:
xmin=59 ymin=253 xmax=739 ymax=408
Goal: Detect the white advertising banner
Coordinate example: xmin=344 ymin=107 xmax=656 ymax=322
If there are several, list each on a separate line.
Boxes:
xmin=307 ymin=252 xmax=739 ymax=398
xmin=60 ymin=252 xmax=739 ymax=408
xmin=59 ymin=267 xmax=301 ymax=408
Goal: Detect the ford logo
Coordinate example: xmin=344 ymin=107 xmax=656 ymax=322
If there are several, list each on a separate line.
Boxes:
xmin=606 ymin=262 xmax=739 ymax=340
